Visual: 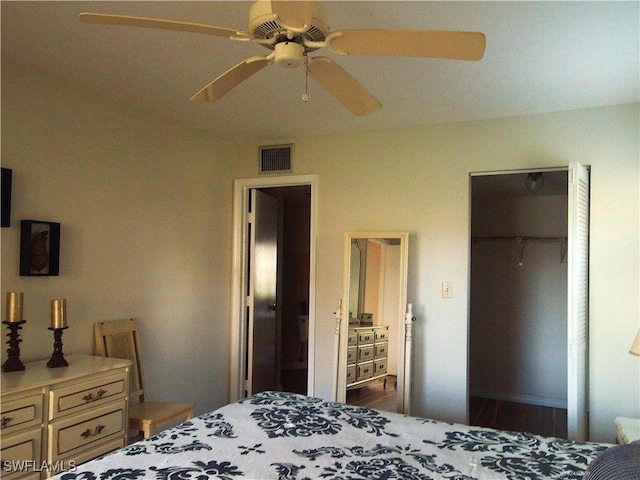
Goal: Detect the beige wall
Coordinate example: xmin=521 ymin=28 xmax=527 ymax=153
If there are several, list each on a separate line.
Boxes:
xmin=2 ymin=58 xmax=638 ymax=442
xmin=234 ymin=103 xmax=639 ymax=442
xmin=1 ymin=60 xmax=234 ymax=415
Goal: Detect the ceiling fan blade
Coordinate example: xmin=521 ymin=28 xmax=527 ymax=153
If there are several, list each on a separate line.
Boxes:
xmin=78 ymin=13 xmax=243 ymax=39
xmin=190 ymin=56 xmax=272 ymax=102
xmin=271 ymin=1 xmax=314 ymax=30
xmin=331 ymin=29 xmax=486 ymax=61
xmin=307 ymin=57 xmax=381 ymax=116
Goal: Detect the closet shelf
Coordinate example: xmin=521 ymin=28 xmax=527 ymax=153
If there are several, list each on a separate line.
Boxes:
xmin=473 ymin=236 xmax=567 ymax=244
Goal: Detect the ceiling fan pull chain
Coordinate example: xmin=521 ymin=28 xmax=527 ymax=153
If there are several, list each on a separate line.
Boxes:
xmin=302 ymin=54 xmax=311 ymax=103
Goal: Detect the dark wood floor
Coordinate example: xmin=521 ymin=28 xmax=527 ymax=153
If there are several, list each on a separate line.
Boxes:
xmin=281 ymin=371 xmax=566 ymax=438
xmin=470 ymin=396 xmax=568 ymax=439
xmin=346 ymin=376 xmax=397 ymax=412
xmin=281 ymin=370 xmax=398 ymax=412
xmin=343 ymin=383 xmax=568 ymax=438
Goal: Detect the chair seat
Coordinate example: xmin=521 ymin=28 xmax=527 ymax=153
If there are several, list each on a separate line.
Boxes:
xmin=129 ymin=401 xmax=194 ymax=433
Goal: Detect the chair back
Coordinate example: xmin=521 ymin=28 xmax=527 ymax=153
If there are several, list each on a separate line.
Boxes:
xmin=94 ymin=318 xmax=145 ymax=401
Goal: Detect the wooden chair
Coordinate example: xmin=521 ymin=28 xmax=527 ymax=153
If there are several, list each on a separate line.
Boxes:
xmin=94 ymin=318 xmax=194 ymax=441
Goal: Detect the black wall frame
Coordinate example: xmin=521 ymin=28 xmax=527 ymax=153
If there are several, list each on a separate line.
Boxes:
xmin=2 ymin=168 xmax=12 ymax=227
xmin=20 ymin=220 xmax=61 ymax=276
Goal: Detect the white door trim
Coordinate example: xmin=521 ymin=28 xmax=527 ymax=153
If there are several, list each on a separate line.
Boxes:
xmin=229 ymin=175 xmax=318 ymax=402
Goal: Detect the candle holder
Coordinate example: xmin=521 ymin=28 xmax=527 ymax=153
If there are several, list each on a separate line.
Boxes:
xmin=47 ymin=326 xmax=69 ymax=368
xmin=2 ymin=320 xmax=26 ymax=372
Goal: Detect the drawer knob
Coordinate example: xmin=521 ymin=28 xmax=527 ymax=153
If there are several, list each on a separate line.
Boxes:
xmin=82 ymin=389 xmax=107 ymax=403
xmin=80 ymin=424 xmax=105 ymax=439
xmin=1 ymin=416 xmax=13 ymax=428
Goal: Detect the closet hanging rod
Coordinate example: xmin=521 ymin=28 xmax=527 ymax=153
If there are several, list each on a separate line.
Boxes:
xmin=472 ymin=236 xmax=567 ymax=244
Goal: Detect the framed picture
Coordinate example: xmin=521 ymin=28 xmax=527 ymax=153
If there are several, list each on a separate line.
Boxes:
xmin=1 ymin=168 xmax=12 ymax=227
xmin=20 ymin=220 xmax=61 ymax=276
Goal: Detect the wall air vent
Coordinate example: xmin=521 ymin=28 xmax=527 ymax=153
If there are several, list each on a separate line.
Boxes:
xmin=259 ymin=144 xmax=293 ymax=173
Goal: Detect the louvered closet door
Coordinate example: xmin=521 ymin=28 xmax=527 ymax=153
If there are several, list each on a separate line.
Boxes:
xmin=567 ymin=161 xmax=590 ymax=441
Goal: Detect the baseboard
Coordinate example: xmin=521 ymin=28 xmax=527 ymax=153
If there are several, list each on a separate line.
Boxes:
xmin=471 ymin=388 xmax=567 ymax=409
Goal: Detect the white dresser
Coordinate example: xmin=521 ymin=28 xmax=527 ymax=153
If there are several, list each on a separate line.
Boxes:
xmin=614 ymin=417 xmax=640 ymax=444
xmin=1 ymin=354 xmax=131 ymax=479
xmin=346 ymin=325 xmax=389 ymax=389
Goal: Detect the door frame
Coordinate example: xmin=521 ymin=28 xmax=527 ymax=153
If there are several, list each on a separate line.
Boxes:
xmin=229 ymin=174 xmax=318 ymax=402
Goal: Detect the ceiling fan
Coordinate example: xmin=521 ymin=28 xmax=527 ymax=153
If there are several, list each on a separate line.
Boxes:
xmin=79 ymin=1 xmax=485 ymax=116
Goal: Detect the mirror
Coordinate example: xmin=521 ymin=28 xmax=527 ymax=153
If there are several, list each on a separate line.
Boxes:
xmin=337 ymin=231 xmax=410 ymax=413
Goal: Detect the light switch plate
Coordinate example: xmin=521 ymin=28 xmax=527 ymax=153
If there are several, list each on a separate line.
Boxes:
xmin=442 ymin=282 xmax=453 ymax=298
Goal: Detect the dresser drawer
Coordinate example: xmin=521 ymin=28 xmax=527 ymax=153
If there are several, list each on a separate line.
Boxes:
xmin=347 ymin=332 xmax=357 ymax=346
xmin=0 ymin=427 xmax=42 ymax=477
xmin=357 ymin=361 xmax=374 ymax=380
xmin=357 ymin=345 xmax=374 ymax=362
xmin=374 ymin=328 xmax=388 ymax=342
xmin=7 ymin=473 xmax=39 ymax=480
xmin=347 ymin=347 xmax=357 ymax=365
xmin=1 ymin=393 xmax=44 ymax=434
xmin=49 ymin=371 xmax=127 ymax=420
xmin=47 ymin=437 xmax=125 ymax=478
xmin=374 ymin=342 xmax=388 ymax=358
xmin=346 ymin=365 xmax=356 ymax=384
xmin=357 ymin=330 xmax=374 ymax=344
xmin=374 ymin=358 xmax=388 ymax=375
xmin=48 ymin=402 xmax=125 ymax=461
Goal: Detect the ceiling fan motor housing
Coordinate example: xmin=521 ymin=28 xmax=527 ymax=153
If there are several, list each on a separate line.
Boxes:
xmin=248 ymin=1 xmax=329 ymax=48
xmin=274 ymin=42 xmax=305 ymax=68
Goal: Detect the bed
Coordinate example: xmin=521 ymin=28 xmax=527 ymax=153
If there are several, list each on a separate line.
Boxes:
xmin=53 ymin=391 xmax=612 ymax=480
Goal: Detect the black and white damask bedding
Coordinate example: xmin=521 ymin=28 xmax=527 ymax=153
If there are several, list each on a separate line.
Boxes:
xmin=53 ymin=391 xmax=610 ymax=480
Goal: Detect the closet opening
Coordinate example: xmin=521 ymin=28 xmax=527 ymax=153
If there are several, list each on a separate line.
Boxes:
xmin=469 ymin=170 xmax=571 ymax=439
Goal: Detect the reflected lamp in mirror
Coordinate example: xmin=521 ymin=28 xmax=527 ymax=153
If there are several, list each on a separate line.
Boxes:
xmin=630 ymin=328 xmax=640 ymax=356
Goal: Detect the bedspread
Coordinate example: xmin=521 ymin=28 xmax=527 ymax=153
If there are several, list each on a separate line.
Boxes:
xmin=53 ymin=391 xmax=610 ymax=480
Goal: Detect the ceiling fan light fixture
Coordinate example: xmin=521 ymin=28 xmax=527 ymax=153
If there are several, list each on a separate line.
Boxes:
xmin=274 ymin=41 xmax=305 ymax=68
xmin=525 ymin=172 xmax=544 ymax=194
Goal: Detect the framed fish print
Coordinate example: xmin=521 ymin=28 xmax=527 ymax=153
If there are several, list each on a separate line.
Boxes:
xmin=20 ymin=220 xmax=61 ymax=276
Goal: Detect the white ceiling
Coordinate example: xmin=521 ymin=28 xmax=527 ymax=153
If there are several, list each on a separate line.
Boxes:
xmin=2 ymin=1 xmax=638 ymax=142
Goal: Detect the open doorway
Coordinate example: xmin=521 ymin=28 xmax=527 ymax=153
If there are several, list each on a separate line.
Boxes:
xmin=469 ymin=170 xmax=571 ymax=438
xmin=259 ymin=185 xmax=311 ymax=395
xmin=230 ymin=175 xmax=317 ymax=403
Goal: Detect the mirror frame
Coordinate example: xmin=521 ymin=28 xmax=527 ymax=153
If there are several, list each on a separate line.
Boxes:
xmin=337 ymin=231 xmax=410 ymax=413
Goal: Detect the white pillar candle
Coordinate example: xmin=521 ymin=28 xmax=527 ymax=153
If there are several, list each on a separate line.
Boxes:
xmin=6 ymin=292 xmax=23 ymax=323
xmin=51 ymin=299 xmax=67 ymax=329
